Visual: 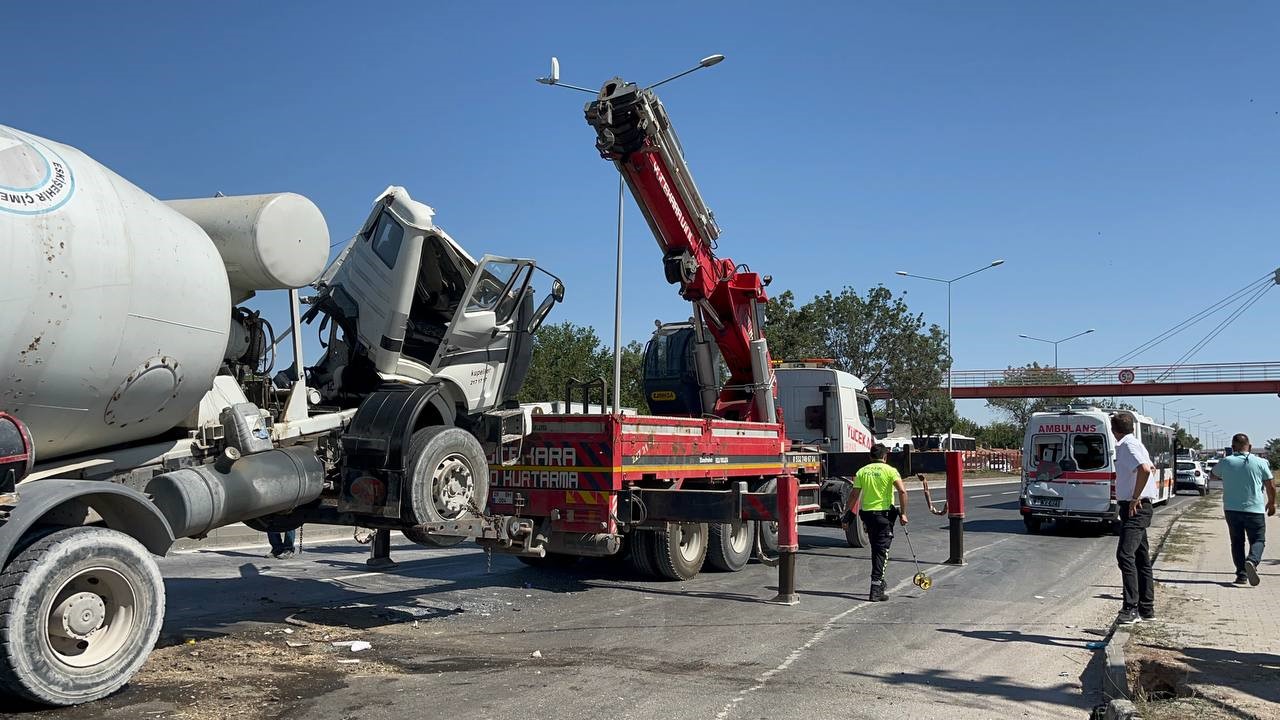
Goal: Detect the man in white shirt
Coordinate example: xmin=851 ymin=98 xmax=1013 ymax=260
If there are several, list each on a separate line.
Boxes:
xmin=1111 ymin=413 xmax=1157 ymax=625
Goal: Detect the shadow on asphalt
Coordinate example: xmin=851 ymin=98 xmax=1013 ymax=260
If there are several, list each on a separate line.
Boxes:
xmin=842 ymin=667 xmax=1082 ymax=709
xmin=935 ymin=627 xmax=1098 ymax=649
xmin=1158 ymin=578 xmax=1239 ymax=588
xmin=157 ymin=557 xmax=592 ymax=647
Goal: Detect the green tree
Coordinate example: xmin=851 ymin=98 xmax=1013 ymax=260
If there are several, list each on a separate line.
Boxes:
xmin=767 ymin=285 xmax=949 ymax=422
xmin=1171 ymin=423 xmax=1202 ymax=451
xmin=618 ymin=340 xmax=650 ymax=414
xmin=518 ymin=322 xmax=651 ymax=413
xmin=1265 ymin=438 xmax=1280 ymax=471
xmin=979 ymin=421 xmax=1023 ymax=449
xmin=985 ymin=363 xmax=1080 ymax=428
xmin=895 ymin=390 xmax=956 ymax=438
xmin=518 ymin=321 xmax=611 ymax=405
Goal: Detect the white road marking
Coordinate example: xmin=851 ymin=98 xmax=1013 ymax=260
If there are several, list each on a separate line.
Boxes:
xmin=714 ymin=535 xmax=1016 ymax=719
xmin=1001 ymin=491 xmax=1017 ymax=495
xmin=972 ymin=494 xmax=992 ymax=498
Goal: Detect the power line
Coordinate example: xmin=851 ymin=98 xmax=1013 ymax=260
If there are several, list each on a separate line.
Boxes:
xmin=1085 ymin=270 xmax=1276 ymax=379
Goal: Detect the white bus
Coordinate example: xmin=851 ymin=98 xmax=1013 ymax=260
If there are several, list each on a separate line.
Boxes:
xmin=1020 ymin=406 xmax=1174 ymax=533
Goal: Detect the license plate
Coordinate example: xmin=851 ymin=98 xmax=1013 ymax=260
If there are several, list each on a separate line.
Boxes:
xmin=1032 ymin=496 xmax=1062 ymax=508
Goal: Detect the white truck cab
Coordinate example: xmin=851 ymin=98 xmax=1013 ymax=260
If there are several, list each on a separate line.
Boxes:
xmin=775 ymin=363 xmax=884 ymax=453
xmin=308 ymin=186 xmax=563 ymax=416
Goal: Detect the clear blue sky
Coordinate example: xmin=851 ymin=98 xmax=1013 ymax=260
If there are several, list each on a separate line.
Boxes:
xmin=9 ymin=1 xmax=1278 ymax=446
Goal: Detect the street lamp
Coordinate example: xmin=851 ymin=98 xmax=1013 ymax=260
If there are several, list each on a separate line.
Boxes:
xmin=1147 ymin=398 xmax=1183 ymax=425
xmin=1017 ymin=328 xmax=1095 ymax=368
xmin=537 ymin=54 xmax=725 ymax=414
xmin=896 ymin=259 xmax=1005 ymax=450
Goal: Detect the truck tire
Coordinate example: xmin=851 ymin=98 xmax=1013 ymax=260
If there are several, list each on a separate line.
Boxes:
xmin=755 ymin=479 xmax=779 ymax=558
xmin=404 ymin=426 xmax=490 ymax=526
xmin=0 ymin=526 xmax=164 ymax=706
xmin=843 ymin=513 xmax=868 ymax=549
xmin=652 ymin=522 xmax=708 ymax=581
xmin=622 ymin=530 xmax=654 ymax=577
xmin=1023 ymin=516 xmax=1042 ymax=534
xmin=706 ymin=520 xmax=755 ymax=572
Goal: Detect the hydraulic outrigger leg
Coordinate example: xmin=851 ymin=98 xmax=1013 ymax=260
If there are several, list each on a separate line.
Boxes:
xmin=769 ymin=474 xmax=800 ymax=605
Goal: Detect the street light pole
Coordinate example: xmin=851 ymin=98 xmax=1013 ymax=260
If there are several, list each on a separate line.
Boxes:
xmin=536 ymin=54 xmax=725 ymax=414
xmin=897 ymin=259 xmax=1005 ymax=451
xmin=1017 ymin=328 xmax=1096 ymax=368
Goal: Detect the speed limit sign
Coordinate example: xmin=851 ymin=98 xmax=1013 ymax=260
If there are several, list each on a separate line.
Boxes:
xmin=1118 ymin=369 xmax=1135 ymax=384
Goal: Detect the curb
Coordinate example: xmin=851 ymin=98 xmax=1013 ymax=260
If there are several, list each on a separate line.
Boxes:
xmin=1096 ymin=495 xmax=1207 ymax=718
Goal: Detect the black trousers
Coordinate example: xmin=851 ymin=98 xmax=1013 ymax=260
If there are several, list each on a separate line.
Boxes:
xmin=860 ymin=508 xmax=897 ymax=584
xmin=1116 ymin=500 xmax=1154 ymax=615
xmin=1224 ymin=510 xmax=1267 ymax=574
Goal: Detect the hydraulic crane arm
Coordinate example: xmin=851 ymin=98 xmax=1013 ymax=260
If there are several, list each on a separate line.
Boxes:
xmin=585 ymin=78 xmax=775 ymax=423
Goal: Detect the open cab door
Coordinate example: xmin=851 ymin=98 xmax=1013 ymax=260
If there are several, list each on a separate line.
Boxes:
xmin=432 ymin=256 xmax=564 ymax=414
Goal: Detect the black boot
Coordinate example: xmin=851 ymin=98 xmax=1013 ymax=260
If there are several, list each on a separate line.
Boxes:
xmin=869 ymin=581 xmax=888 ymax=602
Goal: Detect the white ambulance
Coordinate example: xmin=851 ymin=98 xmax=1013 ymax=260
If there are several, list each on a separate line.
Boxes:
xmin=1020 ymin=406 xmax=1175 ymax=533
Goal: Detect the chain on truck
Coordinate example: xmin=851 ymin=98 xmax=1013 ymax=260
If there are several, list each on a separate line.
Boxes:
xmin=0 ymin=123 xmax=565 ymax=705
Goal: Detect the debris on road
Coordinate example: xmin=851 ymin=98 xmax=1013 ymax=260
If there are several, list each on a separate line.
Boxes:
xmin=332 ymin=640 xmax=372 ymax=652
xmin=531 ymin=650 xmax=543 ymax=658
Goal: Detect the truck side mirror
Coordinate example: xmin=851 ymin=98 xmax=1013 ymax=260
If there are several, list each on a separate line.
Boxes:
xmin=874 ymin=417 xmax=896 ymax=437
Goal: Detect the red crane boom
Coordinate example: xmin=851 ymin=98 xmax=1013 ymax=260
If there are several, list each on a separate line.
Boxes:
xmin=584 ymin=78 xmax=776 ymax=422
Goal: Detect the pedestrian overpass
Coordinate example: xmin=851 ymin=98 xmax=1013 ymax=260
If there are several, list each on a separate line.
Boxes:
xmin=868 ymin=361 xmax=1280 ymax=399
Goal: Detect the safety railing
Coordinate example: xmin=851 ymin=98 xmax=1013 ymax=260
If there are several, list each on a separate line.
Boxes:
xmin=946 ymin=361 xmax=1280 ymax=389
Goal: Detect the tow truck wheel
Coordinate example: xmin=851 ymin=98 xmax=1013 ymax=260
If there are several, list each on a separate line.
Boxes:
xmin=0 ymin=526 xmax=164 ymax=706
xmin=755 ymin=479 xmax=780 ymax=558
xmin=843 ymin=512 xmax=868 ymax=549
xmin=706 ymin=520 xmax=756 ymax=572
xmin=1022 ymin=516 xmax=1042 ymax=534
xmin=625 ymin=530 xmax=657 ymax=577
xmin=652 ymin=522 xmax=708 ymax=581
xmin=405 ymin=426 xmax=490 ymax=525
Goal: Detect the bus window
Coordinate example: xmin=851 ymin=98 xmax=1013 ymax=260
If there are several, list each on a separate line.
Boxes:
xmin=1030 ymin=434 xmax=1066 ymax=468
xmin=1072 ymin=434 xmax=1108 ymax=470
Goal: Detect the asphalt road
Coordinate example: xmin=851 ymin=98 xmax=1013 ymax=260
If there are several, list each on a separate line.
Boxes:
xmin=8 ymin=480 xmax=1197 ymax=720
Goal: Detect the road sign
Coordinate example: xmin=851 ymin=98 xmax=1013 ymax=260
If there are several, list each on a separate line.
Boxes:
xmin=1118 ymin=369 xmax=1135 ymax=385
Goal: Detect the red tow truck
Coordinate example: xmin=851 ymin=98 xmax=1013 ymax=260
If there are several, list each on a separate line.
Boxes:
xmin=442 ymin=73 xmax=905 ymax=598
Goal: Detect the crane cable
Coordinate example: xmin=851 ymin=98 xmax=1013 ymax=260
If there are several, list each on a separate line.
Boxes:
xmin=1084 ymin=269 xmax=1277 ymax=380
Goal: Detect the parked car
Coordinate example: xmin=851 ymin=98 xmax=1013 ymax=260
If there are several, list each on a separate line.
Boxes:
xmin=1175 ymin=460 xmax=1209 ymax=495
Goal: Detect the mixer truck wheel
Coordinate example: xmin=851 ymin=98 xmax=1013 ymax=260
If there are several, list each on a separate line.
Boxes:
xmin=405 ymin=426 xmax=490 ymax=526
xmin=652 ymin=522 xmax=708 ymax=581
xmin=706 ymin=520 xmax=755 ymax=572
xmin=0 ymin=526 xmax=164 ymax=706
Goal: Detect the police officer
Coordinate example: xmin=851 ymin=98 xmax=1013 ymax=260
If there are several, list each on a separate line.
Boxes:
xmin=848 ymin=444 xmax=909 ymax=601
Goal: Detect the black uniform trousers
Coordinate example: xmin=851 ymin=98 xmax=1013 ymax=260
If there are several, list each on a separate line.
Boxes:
xmin=860 ymin=507 xmax=898 ymax=584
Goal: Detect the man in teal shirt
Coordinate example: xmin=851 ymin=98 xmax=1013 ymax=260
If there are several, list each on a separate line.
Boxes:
xmin=848 ymin=444 xmax=909 ymax=602
xmin=1210 ymin=433 xmax=1276 ymax=586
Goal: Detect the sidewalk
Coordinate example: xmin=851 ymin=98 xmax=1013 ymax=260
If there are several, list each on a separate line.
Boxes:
xmin=1125 ymin=493 xmax=1280 ymax=719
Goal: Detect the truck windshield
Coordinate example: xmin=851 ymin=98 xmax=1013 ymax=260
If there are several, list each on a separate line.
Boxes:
xmin=1176 ymin=461 xmax=1196 ymax=472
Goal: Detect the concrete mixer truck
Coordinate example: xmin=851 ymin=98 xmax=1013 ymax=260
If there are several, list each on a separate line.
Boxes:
xmin=0 ymin=124 xmax=563 ymax=705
